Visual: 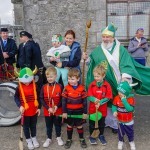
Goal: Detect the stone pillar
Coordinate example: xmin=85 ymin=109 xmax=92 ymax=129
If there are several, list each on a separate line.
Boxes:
xmin=11 ymin=0 xmax=24 ymax=26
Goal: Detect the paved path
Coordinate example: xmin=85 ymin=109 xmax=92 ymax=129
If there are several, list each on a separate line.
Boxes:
xmin=0 ymin=95 xmax=150 ymax=150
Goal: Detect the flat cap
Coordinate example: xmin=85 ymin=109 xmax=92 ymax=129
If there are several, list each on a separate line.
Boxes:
xmin=20 ymin=31 xmax=32 ymax=38
xmin=0 ymin=28 xmax=8 ymax=32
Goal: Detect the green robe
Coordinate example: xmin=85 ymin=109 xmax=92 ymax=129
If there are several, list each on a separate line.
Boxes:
xmin=86 ymin=44 xmax=150 ymax=96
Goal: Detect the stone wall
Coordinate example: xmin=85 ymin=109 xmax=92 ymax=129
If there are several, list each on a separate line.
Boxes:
xmin=12 ymin=0 xmax=107 ymax=66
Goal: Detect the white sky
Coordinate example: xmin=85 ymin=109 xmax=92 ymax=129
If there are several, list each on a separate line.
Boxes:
xmin=0 ymin=0 xmax=14 ymax=25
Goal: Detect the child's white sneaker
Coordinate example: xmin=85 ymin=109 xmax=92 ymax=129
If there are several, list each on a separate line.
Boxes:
xmin=26 ymin=138 xmax=34 ymax=150
xmin=129 ymin=141 xmax=136 ymax=150
xmin=32 ymin=137 xmax=39 ymax=148
xmin=43 ymin=138 xmax=52 ymax=148
xmin=118 ymin=141 xmax=123 ymax=150
xmin=56 ymin=137 xmax=64 ymax=146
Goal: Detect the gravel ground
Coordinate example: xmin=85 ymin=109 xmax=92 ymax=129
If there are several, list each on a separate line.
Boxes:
xmin=0 ymin=95 xmax=150 ymax=150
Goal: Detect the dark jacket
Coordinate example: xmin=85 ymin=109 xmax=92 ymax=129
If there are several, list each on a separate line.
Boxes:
xmin=0 ymin=37 xmax=17 ymax=65
xmin=17 ymin=40 xmax=44 ymax=70
xmin=62 ymin=41 xmax=81 ymax=68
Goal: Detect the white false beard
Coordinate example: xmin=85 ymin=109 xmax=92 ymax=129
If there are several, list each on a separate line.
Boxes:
xmin=102 ymin=42 xmax=114 ymax=51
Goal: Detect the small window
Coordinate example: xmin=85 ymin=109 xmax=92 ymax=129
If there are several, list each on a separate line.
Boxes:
xmin=107 ymin=0 xmax=150 ymax=40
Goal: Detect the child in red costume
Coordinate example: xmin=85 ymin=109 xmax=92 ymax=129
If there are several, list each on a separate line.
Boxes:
xmin=112 ymin=81 xmax=136 ymax=150
xmin=88 ymin=63 xmax=112 ymax=145
xmin=14 ymin=67 xmax=41 ymax=150
xmin=62 ymin=68 xmax=87 ymax=149
xmin=40 ymin=66 xmax=63 ymax=148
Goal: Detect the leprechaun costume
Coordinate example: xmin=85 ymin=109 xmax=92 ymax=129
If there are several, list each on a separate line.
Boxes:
xmin=86 ymin=22 xmax=150 ymax=130
xmin=14 ymin=67 xmax=41 ymax=150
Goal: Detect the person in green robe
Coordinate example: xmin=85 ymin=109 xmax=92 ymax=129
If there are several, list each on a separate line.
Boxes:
xmin=82 ymin=22 xmax=150 ymax=133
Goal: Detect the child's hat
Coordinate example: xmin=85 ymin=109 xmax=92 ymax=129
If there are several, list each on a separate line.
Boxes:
xmin=14 ymin=66 xmax=38 ymax=83
xmin=52 ymin=34 xmax=63 ymax=42
xmin=117 ymin=81 xmax=132 ymax=96
xmin=117 ymin=81 xmax=138 ymax=96
xmin=18 ymin=67 xmax=34 ymax=83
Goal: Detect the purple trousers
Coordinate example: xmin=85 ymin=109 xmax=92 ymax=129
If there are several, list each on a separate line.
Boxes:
xmin=118 ymin=123 xmax=134 ymax=142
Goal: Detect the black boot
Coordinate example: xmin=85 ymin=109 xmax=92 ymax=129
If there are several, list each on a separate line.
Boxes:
xmin=64 ymin=139 xmax=72 ymax=149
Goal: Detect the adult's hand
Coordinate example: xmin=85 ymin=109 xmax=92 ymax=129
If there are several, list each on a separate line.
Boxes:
xmin=3 ymin=52 xmax=9 ymax=58
xmin=82 ymin=52 xmax=89 ymax=60
xmin=56 ymin=62 xmax=62 ymax=68
xmin=141 ymin=45 xmax=146 ymax=48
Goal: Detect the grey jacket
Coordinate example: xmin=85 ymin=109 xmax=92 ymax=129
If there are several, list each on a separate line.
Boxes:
xmin=128 ymin=37 xmax=148 ymax=58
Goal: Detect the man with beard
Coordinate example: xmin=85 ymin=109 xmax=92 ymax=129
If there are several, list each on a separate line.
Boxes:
xmin=82 ymin=22 xmax=149 ymax=134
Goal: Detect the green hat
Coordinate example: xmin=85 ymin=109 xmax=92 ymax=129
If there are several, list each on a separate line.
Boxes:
xmin=101 ymin=22 xmax=117 ymax=37
xmin=117 ymin=81 xmax=132 ymax=97
xmin=52 ymin=34 xmax=63 ymax=42
xmin=18 ymin=67 xmax=34 ymax=83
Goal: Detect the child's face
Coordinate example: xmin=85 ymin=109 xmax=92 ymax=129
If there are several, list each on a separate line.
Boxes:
xmin=118 ymin=92 xmax=126 ymax=98
xmin=52 ymin=41 xmax=61 ymax=48
xmin=94 ymin=72 xmax=105 ymax=82
xmin=68 ymin=76 xmax=80 ymax=86
xmin=22 ymin=82 xmax=31 ymax=86
xmin=46 ymin=73 xmax=57 ymax=83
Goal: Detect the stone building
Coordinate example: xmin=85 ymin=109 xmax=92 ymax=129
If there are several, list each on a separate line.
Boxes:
xmin=11 ymin=0 xmax=150 ymax=65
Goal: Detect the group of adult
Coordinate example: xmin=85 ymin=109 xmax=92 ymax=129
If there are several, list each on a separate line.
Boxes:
xmin=1 ymin=23 xmax=150 ymax=132
xmin=0 ymin=28 xmax=81 ymax=87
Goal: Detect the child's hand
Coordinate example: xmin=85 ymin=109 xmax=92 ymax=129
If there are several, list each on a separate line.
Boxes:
xmin=50 ymin=57 xmax=56 ymax=62
xmin=82 ymin=113 xmax=87 ymax=119
xmin=94 ymin=98 xmax=99 ymax=104
xmin=36 ymin=109 xmax=41 ymax=116
xmin=53 ymin=106 xmax=58 ymax=113
xmin=95 ymin=103 xmax=100 ymax=109
xmin=48 ymin=108 xmax=53 ymax=114
xmin=62 ymin=113 xmax=67 ymax=119
xmin=118 ymin=92 xmax=126 ymax=99
xmin=19 ymin=106 xmax=25 ymax=114
xmin=113 ymin=112 xmax=118 ymax=117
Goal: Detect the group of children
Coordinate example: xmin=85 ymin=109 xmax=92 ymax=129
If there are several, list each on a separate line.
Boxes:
xmin=14 ymin=34 xmax=136 ymax=150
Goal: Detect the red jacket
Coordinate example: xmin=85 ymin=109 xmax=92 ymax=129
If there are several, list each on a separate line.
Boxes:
xmin=88 ymin=80 xmax=112 ymax=116
xmin=62 ymin=84 xmax=87 ymax=114
xmin=19 ymin=83 xmax=38 ymax=116
xmin=113 ymin=95 xmax=135 ymax=122
xmin=41 ymin=83 xmax=62 ymax=116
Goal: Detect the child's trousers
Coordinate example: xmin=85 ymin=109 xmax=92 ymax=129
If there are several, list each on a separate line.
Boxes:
xmin=55 ymin=67 xmax=68 ymax=86
xmin=23 ymin=115 xmax=37 ymax=139
xmin=118 ymin=123 xmax=134 ymax=142
xmin=45 ymin=116 xmax=62 ymax=139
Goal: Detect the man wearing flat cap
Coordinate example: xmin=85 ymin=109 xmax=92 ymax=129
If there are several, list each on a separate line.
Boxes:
xmin=0 ymin=28 xmax=17 ymax=80
xmin=17 ymin=31 xmax=45 ymax=88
